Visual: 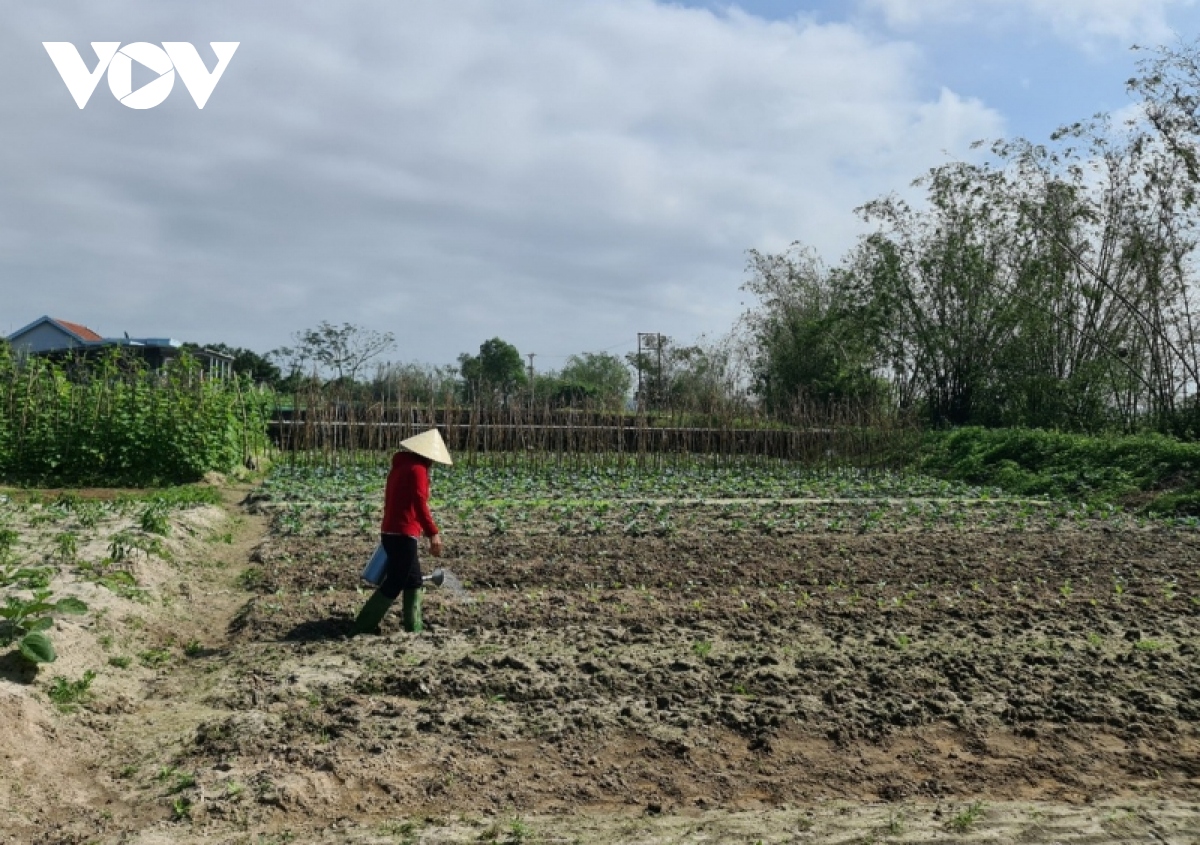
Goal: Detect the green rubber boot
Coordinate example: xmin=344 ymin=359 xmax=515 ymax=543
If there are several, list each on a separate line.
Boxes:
xmin=401 ymin=588 xmax=423 ymax=633
xmin=353 ymin=590 xmax=394 ymax=635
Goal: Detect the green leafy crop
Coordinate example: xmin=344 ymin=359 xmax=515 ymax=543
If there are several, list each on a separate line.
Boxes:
xmin=0 ymin=573 xmax=88 ymax=665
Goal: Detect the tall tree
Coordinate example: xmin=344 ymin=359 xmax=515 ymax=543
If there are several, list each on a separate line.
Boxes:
xmin=557 ymin=352 xmax=632 ymax=408
xmin=458 ymin=337 xmax=526 ymax=403
xmin=739 ymin=244 xmax=882 ymax=411
xmin=371 ymin=361 xmax=459 ymax=403
xmin=850 ymin=161 xmax=1027 ymax=425
xmin=270 ymin=322 xmax=395 ymax=384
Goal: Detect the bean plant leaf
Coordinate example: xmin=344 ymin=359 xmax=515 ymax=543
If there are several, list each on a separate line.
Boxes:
xmin=54 ymin=597 xmax=88 ymax=615
xmin=26 ymin=617 xmax=54 ymax=632
xmin=18 ymin=631 xmax=56 ymax=664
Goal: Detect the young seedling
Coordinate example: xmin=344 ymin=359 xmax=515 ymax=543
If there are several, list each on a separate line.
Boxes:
xmin=46 ymin=669 xmax=96 ymax=711
xmin=948 ymin=801 xmax=985 ymax=832
xmin=138 ymin=504 xmax=171 ymax=536
xmin=53 ymin=531 xmax=78 ymax=563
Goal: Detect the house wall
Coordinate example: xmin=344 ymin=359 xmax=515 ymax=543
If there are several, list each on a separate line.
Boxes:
xmin=9 ymin=323 xmax=80 ymax=354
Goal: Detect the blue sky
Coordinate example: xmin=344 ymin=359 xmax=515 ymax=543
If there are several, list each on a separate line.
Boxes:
xmin=682 ymin=0 xmax=1197 ymax=139
xmin=2 ymin=0 xmax=1198 ymax=370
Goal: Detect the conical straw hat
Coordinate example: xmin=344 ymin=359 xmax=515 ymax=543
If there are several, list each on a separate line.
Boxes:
xmin=400 ymin=428 xmax=453 ymax=465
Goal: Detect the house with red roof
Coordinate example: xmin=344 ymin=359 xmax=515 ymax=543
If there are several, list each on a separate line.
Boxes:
xmin=5 ymin=315 xmax=233 ymax=376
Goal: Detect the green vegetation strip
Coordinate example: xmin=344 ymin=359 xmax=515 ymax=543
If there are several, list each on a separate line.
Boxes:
xmin=259 ymin=462 xmax=1004 ymax=504
xmin=921 ymin=428 xmax=1200 ymax=515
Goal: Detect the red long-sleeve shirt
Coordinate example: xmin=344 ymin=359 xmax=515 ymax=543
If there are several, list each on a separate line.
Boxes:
xmin=380 ymin=451 xmax=439 ymax=538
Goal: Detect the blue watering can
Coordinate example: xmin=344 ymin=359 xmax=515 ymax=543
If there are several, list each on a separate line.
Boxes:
xmin=361 ymin=544 xmax=445 ymax=588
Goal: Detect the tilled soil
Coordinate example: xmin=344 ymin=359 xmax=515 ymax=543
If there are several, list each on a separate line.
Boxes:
xmin=203 ymin=513 xmax=1200 ymax=821
xmin=4 ymin=496 xmax=1199 ymax=843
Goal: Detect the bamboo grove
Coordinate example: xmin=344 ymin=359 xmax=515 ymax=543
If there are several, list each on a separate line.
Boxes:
xmin=0 ymin=348 xmax=271 ymax=485
xmin=738 ymin=43 xmax=1200 ymax=436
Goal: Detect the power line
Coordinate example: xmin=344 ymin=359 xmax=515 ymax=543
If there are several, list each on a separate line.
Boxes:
xmin=532 ymin=337 xmax=639 ymax=359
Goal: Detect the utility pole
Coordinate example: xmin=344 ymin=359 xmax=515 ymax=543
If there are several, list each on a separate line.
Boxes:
xmin=637 ymin=333 xmax=661 ymax=411
xmin=636 ymin=334 xmax=642 ymax=410
xmin=526 ymin=353 xmax=536 ymax=403
xmin=655 ymin=336 xmax=663 ymax=408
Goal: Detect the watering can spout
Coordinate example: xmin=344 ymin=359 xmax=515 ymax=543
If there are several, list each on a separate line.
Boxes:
xmin=424 ymin=568 xmax=445 ymax=588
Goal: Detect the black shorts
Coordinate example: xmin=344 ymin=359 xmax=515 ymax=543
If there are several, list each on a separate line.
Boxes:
xmin=379 ymin=533 xmax=423 ymax=597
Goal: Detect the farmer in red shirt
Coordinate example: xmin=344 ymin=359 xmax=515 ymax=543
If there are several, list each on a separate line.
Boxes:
xmin=354 ymin=429 xmax=452 ymax=634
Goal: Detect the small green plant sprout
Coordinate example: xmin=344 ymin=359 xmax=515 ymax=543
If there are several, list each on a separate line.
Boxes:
xmin=53 ymin=531 xmax=78 ymax=562
xmin=1113 ymin=581 xmax=1126 ymax=599
xmin=139 ymin=647 xmax=173 ymax=667
xmin=72 ymin=501 xmax=105 ymax=529
xmin=238 ymin=566 xmax=265 ymax=590
xmin=893 ymin=634 xmax=911 ymax=651
xmin=1086 ymin=632 xmax=1103 ymax=648
xmin=107 ymin=532 xmax=133 ymax=563
xmin=0 ymin=526 xmax=20 ymax=560
xmin=948 ymin=800 xmax=985 ymax=832
xmin=0 ymin=589 xmax=88 ymax=665
xmin=157 ymin=766 xmax=197 ymax=794
xmin=1059 ymin=580 xmax=1073 ymax=598
xmin=171 ymin=795 xmax=191 ymax=821
xmin=183 ymin=638 xmax=203 ymax=657
xmin=108 ymin=656 xmax=132 ymax=669
xmin=505 ymin=816 xmax=532 ymax=843
xmin=486 ymin=512 xmax=509 ymax=536
xmin=46 ymin=669 xmax=96 ymax=711
xmin=138 ymin=503 xmax=171 ymax=536
xmin=1135 ymin=639 xmax=1165 ymax=652
xmin=692 ymin=640 xmax=713 ymax=659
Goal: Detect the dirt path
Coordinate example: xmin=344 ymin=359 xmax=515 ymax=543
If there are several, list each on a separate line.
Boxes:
xmin=0 ymin=484 xmax=271 ymax=844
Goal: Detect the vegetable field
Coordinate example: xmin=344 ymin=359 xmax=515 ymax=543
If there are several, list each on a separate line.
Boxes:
xmin=0 ymin=458 xmax=1198 ymax=843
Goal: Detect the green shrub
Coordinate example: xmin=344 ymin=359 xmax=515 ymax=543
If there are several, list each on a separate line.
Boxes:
xmin=920 ymin=427 xmax=1200 ymax=513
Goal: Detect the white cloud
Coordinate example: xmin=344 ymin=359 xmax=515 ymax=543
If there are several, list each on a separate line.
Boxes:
xmin=863 ymin=0 xmax=1191 ymax=50
xmin=1 ymin=0 xmax=1004 ymax=362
